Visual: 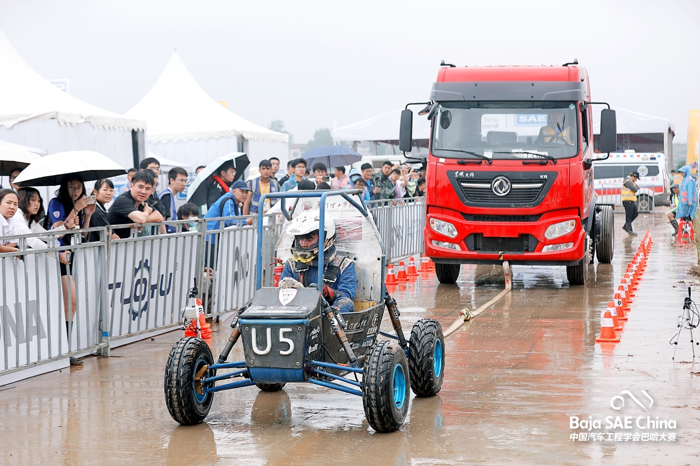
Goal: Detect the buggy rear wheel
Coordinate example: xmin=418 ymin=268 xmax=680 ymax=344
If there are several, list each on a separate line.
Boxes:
xmin=255 ymin=383 xmax=286 ymax=392
xmin=408 ymin=319 xmax=445 ymax=397
xmin=362 ymin=340 xmax=410 ymax=433
xmin=164 ymin=337 xmax=215 ymax=425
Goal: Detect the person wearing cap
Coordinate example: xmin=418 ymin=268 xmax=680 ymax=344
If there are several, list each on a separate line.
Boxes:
xmin=621 ymin=171 xmax=640 ymax=236
xmin=204 ymin=180 xmax=252 ymax=233
xmin=667 ymin=184 xmax=680 ymax=236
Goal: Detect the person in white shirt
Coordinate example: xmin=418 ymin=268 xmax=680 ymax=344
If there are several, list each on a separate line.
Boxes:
xmin=13 ymin=187 xmax=52 ymax=250
xmin=0 ymin=189 xmax=19 ymax=253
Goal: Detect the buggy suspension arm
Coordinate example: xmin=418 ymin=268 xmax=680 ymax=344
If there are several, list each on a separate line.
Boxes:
xmin=324 ymin=306 xmax=359 ymax=367
xmin=217 ymin=300 xmax=253 ymax=364
xmin=384 ymin=292 xmax=408 ymax=350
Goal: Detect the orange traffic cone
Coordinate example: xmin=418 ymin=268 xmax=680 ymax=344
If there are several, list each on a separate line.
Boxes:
xmin=608 ymin=300 xmax=623 ymax=332
xmin=386 ymin=264 xmax=399 ymax=285
xmin=397 ymin=261 xmax=409 ymax=283
xmin=617 ymin=285 xmax=630 ymax=312
xmin=614 ymin=292 xmax=627 ymax=321
xmin=407 ymin=257 xmax=419 ymax=277
xmin=428 ymin=258 xmax=435 ymax=272
xmin=419 ymin=256 xmax=431 ymax=273
xmin=596 ymin=310 xmax=620 ymax=343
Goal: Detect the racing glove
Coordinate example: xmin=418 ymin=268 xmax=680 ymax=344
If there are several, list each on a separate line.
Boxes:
xmin=322 ymin=284 xmax=336 ymax=304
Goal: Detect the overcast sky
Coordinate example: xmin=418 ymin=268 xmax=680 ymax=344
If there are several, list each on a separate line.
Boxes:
xmin=1 ymin=0 xmax=699 ymax=143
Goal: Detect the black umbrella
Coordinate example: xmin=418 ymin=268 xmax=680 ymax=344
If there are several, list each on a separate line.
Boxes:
xmin=186 ymin=152 xmax=250 ymax=206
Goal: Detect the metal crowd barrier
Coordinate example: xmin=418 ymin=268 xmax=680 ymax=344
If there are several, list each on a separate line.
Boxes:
xmin=366 ymin=198 xmax=426 ymax=264
xmin=1 ymin=201 xmax=425 ymax=385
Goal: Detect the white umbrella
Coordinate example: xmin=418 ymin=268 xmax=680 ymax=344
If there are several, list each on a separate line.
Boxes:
xmin=186 ymin=152 xmax=249 ymax=206
xmin=14 ymin=150 xmax=126 ymax=187
xmin=0 ymin=140 xmax=42 ymax=176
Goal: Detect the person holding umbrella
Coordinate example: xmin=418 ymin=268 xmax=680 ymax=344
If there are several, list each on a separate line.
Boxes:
xmin=206 ymin=160 xmax=236 ymax=208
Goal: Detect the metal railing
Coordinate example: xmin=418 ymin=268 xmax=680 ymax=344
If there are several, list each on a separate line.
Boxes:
xmin=0 ymin=201 xmax=425 ymax=385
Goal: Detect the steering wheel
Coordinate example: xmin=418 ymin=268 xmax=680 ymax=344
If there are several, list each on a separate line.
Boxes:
xmin=544 ymin=135 xmax=569 ymax=144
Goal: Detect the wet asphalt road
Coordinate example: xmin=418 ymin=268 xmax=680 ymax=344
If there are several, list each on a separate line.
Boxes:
xmin=1 ymin=212 xmax=699 ymax=465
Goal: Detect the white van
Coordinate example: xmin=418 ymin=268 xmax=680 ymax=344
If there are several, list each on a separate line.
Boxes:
xmin=593 ymin=152 xmax=670 ymax=212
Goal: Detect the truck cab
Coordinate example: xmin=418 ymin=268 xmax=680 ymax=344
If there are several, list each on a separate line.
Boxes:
xmin=400 ymin=63 xmax=617 ymax=285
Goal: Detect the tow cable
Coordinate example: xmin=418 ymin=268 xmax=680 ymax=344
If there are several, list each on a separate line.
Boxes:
xmin=443 ymin=261 xmax=512 ymax=339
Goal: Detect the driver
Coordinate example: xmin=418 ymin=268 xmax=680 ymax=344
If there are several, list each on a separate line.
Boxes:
xmin=538 ymin=111 xmax=573 ymax=144
xmin=279 ymin=210 xmax=356 ymax=313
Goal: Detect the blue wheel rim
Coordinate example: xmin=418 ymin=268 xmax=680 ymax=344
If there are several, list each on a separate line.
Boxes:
xmin=433 ymin=339 xmax=443 ymax=378
xmin=193 ymin=357 xmax=208 ymax=403
xmin=392 ymin=363 xmax=406 ymax=409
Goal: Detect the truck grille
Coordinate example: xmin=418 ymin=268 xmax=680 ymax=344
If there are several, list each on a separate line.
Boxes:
xmin=465 ymin=234 xmax=537 ymax=254
xmin=459 ymin=181 xmax=544 ymax=204
xmin=462 ymin=213 xmax=542 ymax=222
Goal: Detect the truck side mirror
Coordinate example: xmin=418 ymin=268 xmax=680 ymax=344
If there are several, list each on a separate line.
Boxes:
xmin=598 ymin=109 xmax=617 ymax=153
xmin=399 ymin=109 xmax=413 ymax=153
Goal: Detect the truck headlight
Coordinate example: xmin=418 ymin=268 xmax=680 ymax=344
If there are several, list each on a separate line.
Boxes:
xmin=430 ymin=218 xmax=458 ymax=238
xmin=544 ymin=220 xmax=576 ymax=240
xmin=542 ymin=242 xmax=574 ymax=252
xmin=432 ymin=240 xmax=460 ymax=250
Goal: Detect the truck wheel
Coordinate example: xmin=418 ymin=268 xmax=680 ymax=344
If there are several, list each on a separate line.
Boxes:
xmin=362 ymin=340 xmax=410 ymax=433
xmin=255 ymin=383 xmax=286 ymax=392
xmin=566 ymin=258 xmax=588 ymax=285
xmin=435 ymin=263 xmax=460 ymax=284
xmin=164 ymin=337 xmax=215 ymax=425
xmin=408 ymin=319 xmax=445 ymax=397
xmin=595 ymin=206 xmax=614 ymax=264
xmin=638 ymin=195 xmax=652 ymax=213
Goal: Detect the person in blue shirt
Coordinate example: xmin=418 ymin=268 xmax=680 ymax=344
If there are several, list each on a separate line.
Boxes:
xmin=203 ymin=180 xmax=251 ymax=269
xmin=279 ymin=210 xmax=356 ymax=314
xmin=280 ymin=158 xmax=307 ymax=192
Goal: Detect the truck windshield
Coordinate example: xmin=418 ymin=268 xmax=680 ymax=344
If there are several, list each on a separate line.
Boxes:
xmin=431 ymin=102 xmax=579 ymax=160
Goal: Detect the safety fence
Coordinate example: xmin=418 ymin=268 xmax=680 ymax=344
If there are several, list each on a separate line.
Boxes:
xmin=366 ymin=198 xmax=426 ymax=264
xmin=0 ymin=199 xmax=424 ymax=385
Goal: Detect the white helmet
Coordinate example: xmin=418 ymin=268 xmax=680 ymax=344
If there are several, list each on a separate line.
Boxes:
xmin=287 ymin=210 xmax=336 ymax=262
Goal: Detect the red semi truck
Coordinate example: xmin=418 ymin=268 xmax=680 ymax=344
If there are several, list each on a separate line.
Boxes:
xmin=399 ymin=61 xmax=618 ymax=285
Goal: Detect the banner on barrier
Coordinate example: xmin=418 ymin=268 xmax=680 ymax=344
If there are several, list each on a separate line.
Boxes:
xmin=213 ymin=226 xmax=257 ymax=313
xmin=107 ymin=235 xmax=198 ymax=337
xmin=0 ymin=256 xmax=68 ymax=371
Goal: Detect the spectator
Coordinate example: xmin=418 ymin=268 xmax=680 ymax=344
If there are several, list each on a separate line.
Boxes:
xmin=9 ymin=168 xmax=22 ymax=191
xmin=47 ymin=175 xmax=95 ymax=362
xmin=203 ymin=180 xmax=251 ymax=268
xmin=0 ymin=189 xmax=19 ymax=253
xmin=348 ymin=168 xmax=361 ymax=184
xmin=353 ymin=178 xmax=370 ymax=203
xmin=390 ymin=168 xmax=406 ymax=198
xmin=297 ymin=180 xmax=316 ymax=191
xmin=159 ymin=167 xmax=189 ymax=233
xmin=88 ymin=179 xmax=120 ymax=242
xmin=269 ymin=157 xmax=281 ymax=179
xmin=405 ymin=168 xmax=420 ymax=197
xmin=281 ymin=158 xmax=307 ymax=192
xmin=416 ymin=177 xmax=427 ymax=197
xmin=374 ymin=161 xmax=396 ymax=200
xmin=127 ymin=168 xmax=137 ymax=184
xmin=278 ymin=160 xmax=293 ymax=185
xmin=244 ymin=159 xmax=280 ymax=216
xmin=312 ymin=162 xmax=328 ymax=187
xmin=13 ymin=187 xmax=51 ymax=250
xmin=361 ymin=163 xmax=376 ymax=200
xmin=108 ymin=170 xmax=163 ymax=239
xmin=206 ymin=160 xmax=236 ymax=208
xmin=195 ymin=165 xmax=206 ymax=175
xmin=177 ymin=202 xmax=200 ymax=232
xmin=331 ymin=166 xmax=352 ymax=190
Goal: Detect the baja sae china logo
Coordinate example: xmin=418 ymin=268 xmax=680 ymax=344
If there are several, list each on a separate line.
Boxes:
xmin=279 ymin=288 xmax=297 ymax=306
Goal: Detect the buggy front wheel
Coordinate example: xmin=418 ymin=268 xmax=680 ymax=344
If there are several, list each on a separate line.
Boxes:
xmin=362 ymin=340 xmax=410 ymax=433
xmin=164 ymin=337 xmax=215 ymax=425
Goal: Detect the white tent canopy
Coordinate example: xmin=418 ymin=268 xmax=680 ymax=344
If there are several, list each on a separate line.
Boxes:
xmin=125 ymin=51 xmax=288 ymax=172
xmin=593 ymin=107 xmax=674 ymax=135
xmin=0 ymin=29 xmax=144 ymax=168
xmin=332 ymin=109 xmax=431 ymax=142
